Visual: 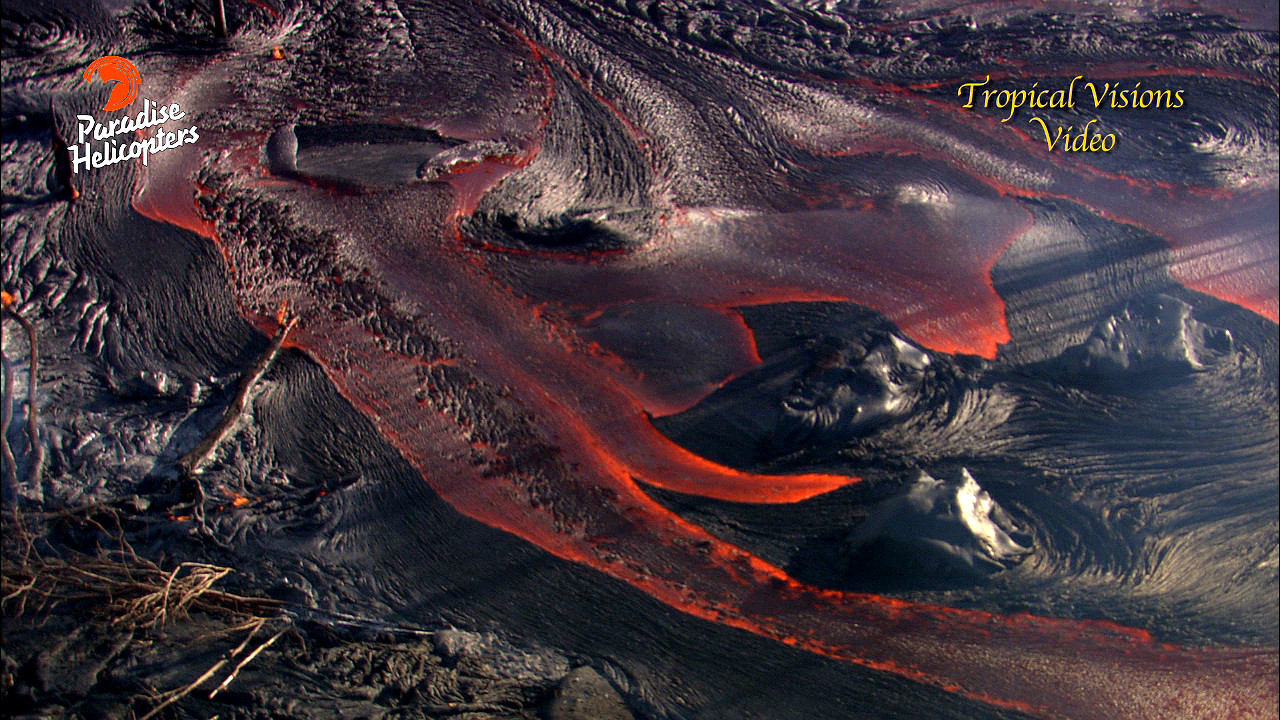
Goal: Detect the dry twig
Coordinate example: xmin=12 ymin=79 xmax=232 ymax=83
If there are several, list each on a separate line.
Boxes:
xmin=136 ymin=620 xmax=287 ymax=720
xmin=208 ymin=626 xmax=286 ymax=699
xmin=2 ymin=302 xmax=44 ymax=503
xmin=178 ymin=312 xmax=298 ymax=478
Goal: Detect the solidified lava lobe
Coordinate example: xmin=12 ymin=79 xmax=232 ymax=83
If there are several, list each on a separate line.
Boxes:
xmin=476 ymin=194 xmax=1029 ymax=360
xmin=577 ymin=302 xmax=764 ymax=415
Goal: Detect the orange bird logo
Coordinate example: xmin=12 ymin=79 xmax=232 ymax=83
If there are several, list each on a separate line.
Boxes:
xmin=84 ymin=56 xmax=141 ymax=111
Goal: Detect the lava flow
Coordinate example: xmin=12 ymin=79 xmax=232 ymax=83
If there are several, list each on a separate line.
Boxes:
xmin=134 ymin=2 xmax=1278 ymax=719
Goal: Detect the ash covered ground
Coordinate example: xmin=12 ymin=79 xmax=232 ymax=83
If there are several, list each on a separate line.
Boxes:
xmin=2 ymin=1 xmax=1278 ymax=719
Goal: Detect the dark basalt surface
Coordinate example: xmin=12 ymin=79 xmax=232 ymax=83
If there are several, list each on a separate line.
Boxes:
xmin=2 ymin=1 xmax=1277 ymax=719
xmin=1053 ymin=293 xmax=1236 ymax=383
xmin=842 ymin=468 xmax=1033 ymax=579
xmin=655 ymin=322 xmax=957 ymax=466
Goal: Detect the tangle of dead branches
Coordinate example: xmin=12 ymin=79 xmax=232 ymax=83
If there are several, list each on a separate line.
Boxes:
xmin=1 ymin=504 xmax=282 ymax=625
xmin=1 ymin=503 xmax=290 ymax=716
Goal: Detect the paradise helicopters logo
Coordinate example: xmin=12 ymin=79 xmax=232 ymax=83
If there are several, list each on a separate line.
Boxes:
xmin=71 ymin=56 xmax=200 ymax=173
